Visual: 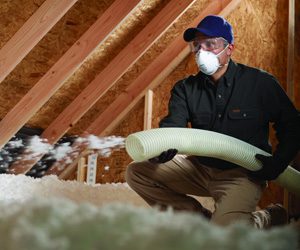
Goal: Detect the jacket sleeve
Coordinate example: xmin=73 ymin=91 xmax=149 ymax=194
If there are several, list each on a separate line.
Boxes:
xmin=159 ymin=80 xmax=190 ymax=128
xmin=261 ymin=73 xmax=300 ymax=167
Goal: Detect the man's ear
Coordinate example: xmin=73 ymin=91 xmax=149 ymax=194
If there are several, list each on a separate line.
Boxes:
xmin=227 ymin=44 xmax=234 ymax=56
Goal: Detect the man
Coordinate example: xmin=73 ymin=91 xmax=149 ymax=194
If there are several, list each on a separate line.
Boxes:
xmin=126 ymin=15 xmax=300 ymax=227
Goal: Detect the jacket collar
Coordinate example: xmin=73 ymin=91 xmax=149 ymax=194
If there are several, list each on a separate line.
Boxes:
xmin=197 ymin=59 xmax=238 ymax=88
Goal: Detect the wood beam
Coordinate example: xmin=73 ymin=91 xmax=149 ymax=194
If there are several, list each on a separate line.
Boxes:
xmin=0 ymin=0 xmax=141 ymax=150
xmin=59 ymin=149 xmax=93 ymax=179
xmin=143 ymin=90 xmax=153 ymax=130
xmin=77 ymin=156 xmax=87 ymax=182
xmin=49 ymin=0 xmax=242 ymax=178
xmin=0 ymin=0 xmax=78 ymax=83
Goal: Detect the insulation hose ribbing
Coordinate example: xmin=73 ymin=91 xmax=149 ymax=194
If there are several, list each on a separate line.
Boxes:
xmin=125 ymin=128 xmax=300 ymax=196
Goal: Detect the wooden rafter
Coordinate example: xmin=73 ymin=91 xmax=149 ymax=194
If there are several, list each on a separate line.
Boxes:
xmin=0 ymin=0 xmax=140 ymax=150
xmin=48 ymin=0 xmax=242 ymax=178
xmin=0 ymin=0 xmax=78 ymax=83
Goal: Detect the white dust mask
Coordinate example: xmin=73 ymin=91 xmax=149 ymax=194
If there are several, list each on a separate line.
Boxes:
xmin=195 ymin=45 xmax=229 ymax=75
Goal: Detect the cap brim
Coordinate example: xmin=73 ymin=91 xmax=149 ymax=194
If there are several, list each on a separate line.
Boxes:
xmin=183 ymin=27 xmax=218 ymax=42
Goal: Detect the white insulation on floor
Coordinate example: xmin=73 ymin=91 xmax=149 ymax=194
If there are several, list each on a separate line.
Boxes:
xmin=0 ymin=174 xmax=298 ymax=250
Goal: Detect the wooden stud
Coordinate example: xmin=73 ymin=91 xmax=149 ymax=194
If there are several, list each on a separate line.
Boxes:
xmin=58 ymin=149 xmax=92 ymax=179
xmin=143 ymin=90 xmax=153 ymax=130
xmin=77 ymin=157 xmax=86 ymax=182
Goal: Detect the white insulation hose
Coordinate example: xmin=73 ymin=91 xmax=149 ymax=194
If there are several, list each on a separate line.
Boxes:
xmin=125 ymin=128 xmax=300 ymax=196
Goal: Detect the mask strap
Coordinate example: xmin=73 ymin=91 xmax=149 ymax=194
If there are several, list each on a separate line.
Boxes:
xmin=216 ymin=44 xmax=229 ymax=57
xmin=217 ymin=44 xmax=230 ymax=67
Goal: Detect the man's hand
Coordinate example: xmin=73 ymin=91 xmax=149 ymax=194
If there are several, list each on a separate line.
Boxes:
xmin=249 ymin=154 xmax=286 ymax=181
xmin=149 ymin=149 xmax=178 ymax=164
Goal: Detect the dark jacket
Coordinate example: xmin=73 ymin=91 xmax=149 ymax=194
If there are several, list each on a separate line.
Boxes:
xmin=159 ymin=60 xmax=300 ymax=169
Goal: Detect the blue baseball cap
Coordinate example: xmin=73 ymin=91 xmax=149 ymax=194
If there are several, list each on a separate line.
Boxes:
xmin=183 ymin=15 xmax=234 ymax=44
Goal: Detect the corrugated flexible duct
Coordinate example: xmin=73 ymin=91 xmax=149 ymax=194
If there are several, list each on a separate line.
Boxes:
xmin=125 ymin=128 xmax=300 ymax=196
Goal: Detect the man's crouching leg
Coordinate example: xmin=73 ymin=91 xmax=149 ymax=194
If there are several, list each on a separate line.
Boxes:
xmin=125 ymin=155 xmax=211 ymax=218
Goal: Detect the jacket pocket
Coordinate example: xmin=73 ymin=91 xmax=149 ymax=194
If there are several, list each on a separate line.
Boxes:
xmin=227 ymin=108 xmax=260 ymax=140
xmin=228 ymin=109 xmax=257 ymax=120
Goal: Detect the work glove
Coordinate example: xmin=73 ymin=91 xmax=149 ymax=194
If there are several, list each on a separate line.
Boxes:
xmin=149 ymin=149 xmax=178 ymax=164
xmin=249 ymin=154 xmax=287 ymax=181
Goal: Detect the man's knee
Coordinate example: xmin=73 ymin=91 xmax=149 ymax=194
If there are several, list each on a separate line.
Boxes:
xmin=125 ymin=162 xmax=140 ymax=185
xmin=125 ymin=161 xmax=152 ymax=187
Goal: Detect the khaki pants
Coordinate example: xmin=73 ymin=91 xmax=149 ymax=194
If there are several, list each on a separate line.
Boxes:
xmin=125 ymin=154 xmax=270 ymax=228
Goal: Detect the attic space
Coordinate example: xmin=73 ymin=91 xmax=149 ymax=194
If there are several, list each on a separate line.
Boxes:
xmin=0 ymin=0 xmax=299 ymax=249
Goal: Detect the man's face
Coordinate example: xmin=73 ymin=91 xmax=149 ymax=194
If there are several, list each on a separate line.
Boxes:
xmin=190 ymin=33 xmax=234 ymax=65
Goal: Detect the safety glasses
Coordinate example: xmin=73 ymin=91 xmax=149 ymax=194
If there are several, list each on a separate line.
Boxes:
xmin=189 ymin=37 xmax=228 ymax=53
